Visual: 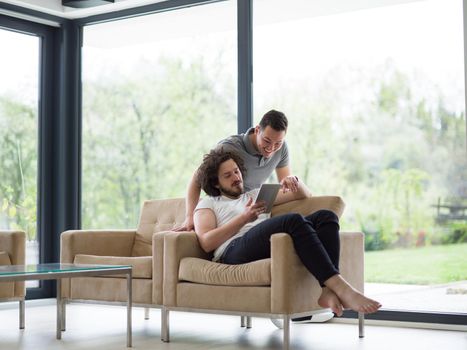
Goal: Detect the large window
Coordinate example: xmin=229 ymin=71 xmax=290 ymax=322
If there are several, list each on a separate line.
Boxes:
xmin=254 ymin=0 xmax=466 ymax=313
xmin=0 ymin=28 xmax=39 ymax=269
xmin=82 ymin=1 xmax=237 ymax=228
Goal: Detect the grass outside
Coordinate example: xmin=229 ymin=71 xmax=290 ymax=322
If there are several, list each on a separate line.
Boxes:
xmin=364 ymin=243 xmax=467 ymax=285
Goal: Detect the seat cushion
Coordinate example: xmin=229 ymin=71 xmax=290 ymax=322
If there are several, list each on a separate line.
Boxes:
xmin=0 ymin=251 xmax=11 ymax=266
xmin=179 ymin=257 xmax=271 ymax=286
xmin=73 ymin=254 xmax=152 ymax=279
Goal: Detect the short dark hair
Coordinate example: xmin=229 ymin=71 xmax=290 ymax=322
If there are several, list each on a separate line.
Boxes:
xmin=259 ymin=109 xmax=288 ymax=132
xmin=197 ymin=148 xmax=246 ymax=197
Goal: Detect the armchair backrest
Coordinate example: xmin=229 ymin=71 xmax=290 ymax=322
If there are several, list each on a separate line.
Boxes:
xmin=136 ymin=196 xmax=344 ymax=235
xmin=131 ymin=195 xmax=345 ymax=256
xmin=271 ymin=196 xmax=345 ymax=218
xmin=132 ymin=198 xmax=186 ymax=256
xmin=137 ymin=198 xmax=186 ymax=235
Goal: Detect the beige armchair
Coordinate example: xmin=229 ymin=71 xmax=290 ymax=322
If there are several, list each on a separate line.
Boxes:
xmin=0 ymin=230 xmax=26 ymax=329
xmin=60 ymin=198 xmax=186 ymax=311
xmin=161 ymin=196 xmax=365 ymax=350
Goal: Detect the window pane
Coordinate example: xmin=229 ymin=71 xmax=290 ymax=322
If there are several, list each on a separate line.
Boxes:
xmin=0 ymin=29 xmax=39 ymax=271
xmin=82 ymin=1 xmax=237 ymax=228
xmin=254 ymin=0 xmax=466 ymax=313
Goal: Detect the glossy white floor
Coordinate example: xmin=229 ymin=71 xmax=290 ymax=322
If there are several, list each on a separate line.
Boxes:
xmin=0 ymin=300 xmax=465 ymax=350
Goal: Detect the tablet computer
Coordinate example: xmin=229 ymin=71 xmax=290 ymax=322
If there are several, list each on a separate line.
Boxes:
xmin=255 ymin=183 xmax=282 ymax=213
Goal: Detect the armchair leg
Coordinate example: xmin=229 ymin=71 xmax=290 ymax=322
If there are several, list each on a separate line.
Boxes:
xmin=240 ymin=316 xmax=252 ymax=328
xmin=61 ymin=299 xmax=66 ymax=331
xmin=270 ymin=318 xmax=284 ymax=329
xmin=19 ymin=299 xmax=25 ymax=329
xmin=358 ymin=312 xmax=364 ymax=338
xmin=144 ymin=307 xmax=150 ymax=320
xmin=161 ymin=307 xmax=170 ymax=342
xmin=246 ymin=316 xmax=252 ymax=329
xmin=282 ymin=315 xmax=290 ymax=350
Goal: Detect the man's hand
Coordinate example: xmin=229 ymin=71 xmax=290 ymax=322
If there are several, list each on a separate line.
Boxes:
xmin=172 ymin=216 xmax=195 ymax=232
xmin=242 ymin=197 xmax=266 ymax=223
xmin=280 ymin=175 xmax=299 ymax=193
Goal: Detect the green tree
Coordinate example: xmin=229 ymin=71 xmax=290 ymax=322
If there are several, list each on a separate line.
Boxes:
xmin=256 ymin=59 xmax=465 ymax=250
xmin=0 ymin=96 xmax=37 ymax=240
xmin=82 ymin=55 xmax=235 ymax=228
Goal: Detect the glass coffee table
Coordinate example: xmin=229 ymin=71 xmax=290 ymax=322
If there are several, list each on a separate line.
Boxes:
xmin=0 ymin=263 xmax=132 ymax=347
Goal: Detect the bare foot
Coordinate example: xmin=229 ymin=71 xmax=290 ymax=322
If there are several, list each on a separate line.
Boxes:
xmin=318 ymin=287 xmax=343 ymax=316
xmin=337 ymin=287 xmax=381 ymax=314
xmin=325 ymin=275 xmax=382 ymax=314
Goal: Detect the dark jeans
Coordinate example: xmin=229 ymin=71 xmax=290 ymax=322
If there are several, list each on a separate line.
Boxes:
xmin=220 ymin=210 xmax=340 ymax=286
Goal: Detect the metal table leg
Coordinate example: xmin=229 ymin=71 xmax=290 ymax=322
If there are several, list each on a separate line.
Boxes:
xmin=61 ymin=299 xmax=66 ymax=331
xmin=56 ymin=278 xmax=62 ymax=340
xmin=127 ymin=270 xmax=132 ymax=347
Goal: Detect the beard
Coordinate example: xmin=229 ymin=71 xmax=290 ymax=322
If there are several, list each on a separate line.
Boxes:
xmin=219 ymin=181 xmax=244 ymax=198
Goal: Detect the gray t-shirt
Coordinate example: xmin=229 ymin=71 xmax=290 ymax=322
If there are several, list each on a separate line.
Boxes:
xmin=195 ymin=189 xmax=270 ymax=262
xmin=216 ymin=128 xmax=289 ymax=191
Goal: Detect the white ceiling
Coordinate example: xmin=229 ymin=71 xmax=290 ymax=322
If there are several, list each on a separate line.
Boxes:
xmin=1 ymin=0 xmax=424 ymax=20
xmin=0 ymin=0 xmax=166 ymax=19
xmin=0 ymin=0 xmax=424 ymax=28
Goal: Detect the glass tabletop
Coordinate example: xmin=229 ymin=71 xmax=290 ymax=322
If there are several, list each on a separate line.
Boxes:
xmin=0 ymin=263 xmax=131 ymax=276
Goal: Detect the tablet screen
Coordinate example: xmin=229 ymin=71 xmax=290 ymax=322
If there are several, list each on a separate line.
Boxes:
xmin=254 ymin=184 xmax=281 ymax=213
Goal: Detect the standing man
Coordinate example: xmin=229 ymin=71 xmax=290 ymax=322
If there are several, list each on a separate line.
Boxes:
xmin=174 ymin=109 xmax=303 ymax=232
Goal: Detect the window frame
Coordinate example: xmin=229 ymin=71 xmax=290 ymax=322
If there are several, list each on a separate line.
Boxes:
xmin=0 ymin=12 xmax=62 ymax=298
xmin=0 ymin=0 xmax=465 ymax=325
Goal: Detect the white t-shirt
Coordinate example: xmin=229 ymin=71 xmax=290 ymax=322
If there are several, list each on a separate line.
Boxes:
xmin=195 ymin=189 xmax=270 ymax=262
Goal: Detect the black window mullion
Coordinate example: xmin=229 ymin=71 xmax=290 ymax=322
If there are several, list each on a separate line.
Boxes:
xmin=237 ymin=0 xmax=253 ymax=133
xmin=53 ymin=20 xmax=82 ymax=263
xmin=0 ymin=13 xmax=59 ymax=298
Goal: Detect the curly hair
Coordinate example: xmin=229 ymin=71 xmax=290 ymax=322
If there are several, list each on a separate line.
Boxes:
xmin=197 ymin=148 xmax=246 ymax=197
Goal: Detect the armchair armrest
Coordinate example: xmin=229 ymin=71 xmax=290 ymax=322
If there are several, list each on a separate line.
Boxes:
xmin=339 ymin=231 xmax=364 ymax=292
xmin=60 ymin=230 xmax=137 ymax=299
xmin=0 ymin=231 xmax=26 ymax=298
xmin=270 ymin=233 xmax=319 ymax=314
xmin=153 ymin=231 xmax=167 ymax=305
xmin=270 ymin=231 xmax=365 ymax=314
xmin=0 ymin=231 xmax=25 ymax=265
xmin=163 ymin=231 xmax=209 ymax=306
xmin=60 ymin=229 xmax=137 ymax=263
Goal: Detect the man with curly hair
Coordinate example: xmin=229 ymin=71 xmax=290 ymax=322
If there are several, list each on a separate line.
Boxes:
xmin=174 ymin=109 xmax=303 ymax=232
xmin=193 ymin=148 xmax=381 ymax=316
